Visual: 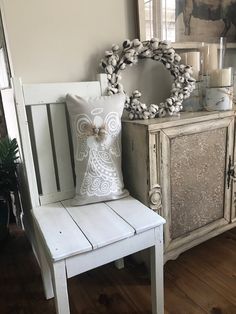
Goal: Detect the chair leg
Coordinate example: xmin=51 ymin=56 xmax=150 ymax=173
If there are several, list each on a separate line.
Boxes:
xmin=115 ymin=258 xmax=124 ymax=269
xmin=34 ymin=226 xmax=54 ymax=299
xmin=151 ymin=225 xmax=164 ymax=314
xmin=51 ymin=260 xmax=70 ymax=314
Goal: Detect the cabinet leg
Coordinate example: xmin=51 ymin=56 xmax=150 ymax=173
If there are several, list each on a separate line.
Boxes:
xmin=51 ymin=260 xmax=70 ymax=314
xmin=151 ymin=225 xmax=164 ymax=314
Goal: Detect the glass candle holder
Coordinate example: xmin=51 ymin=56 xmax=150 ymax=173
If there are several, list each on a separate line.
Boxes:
xmin=199 ymin=37 xmax=226 ymax=76
xmin=181 ymin=50 xmax=202 ymax=111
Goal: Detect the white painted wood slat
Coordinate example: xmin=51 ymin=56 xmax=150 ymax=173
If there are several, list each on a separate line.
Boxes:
xmin=66 ymin=228 xmax=156 ymax=278
xmin=39 ymin=190 xmax=75 ymax=206
xmin=12 ymin=78 xmax=40 ymax=209
xmin=23 ymin=81 xmax=103 ymax=105
xmin=62 ymin=200 xmax=134 ymax=249
xmin=31 ymin=105 xmax=57 ymax=196
xmin=49 ymin=103 xmax=74 ymax=193
xmin=32 ymin=202 xmax=92 ymax=261
xmin=106 ymin=196 xmax=166 ymax=234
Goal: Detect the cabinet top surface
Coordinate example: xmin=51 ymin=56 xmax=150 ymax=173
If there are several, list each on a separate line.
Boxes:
xmin=122 ymin=110 xmax=235 ymax=130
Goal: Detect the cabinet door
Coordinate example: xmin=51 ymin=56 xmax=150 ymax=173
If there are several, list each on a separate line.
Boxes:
xmin=232 ymin=126 xmax=236 ymax=223
xmin=160 ymin=117 xmax=234 ymax=254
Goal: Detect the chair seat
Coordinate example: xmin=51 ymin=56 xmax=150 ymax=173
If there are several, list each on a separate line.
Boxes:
xmin=32 ymin=196 xmax=165 ymax=262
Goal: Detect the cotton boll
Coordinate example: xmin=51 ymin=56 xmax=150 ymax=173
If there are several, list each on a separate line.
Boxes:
xmin=112 ymin=44 xmax=119 ymax=52
xmin=105 ymin=50 xmax=113 ymax=57
xmin=151 ymin=104 xmax=159 ymax=110
xmin=125 ymin=96 xmax=131 ymax=103
xmin=149 ymin=114 xmax=156 ymax=119
xmin=116 ymin=74 xmax=122 ymax=81
xmin=178 ymin=76 xmax=185 ymax=83
xmin=136 ymin=105 xmax=142 ymax=113
xmin=123 ymin=39 xmax=132 ymax=49
xmin=166 ymin=98 xmax=173 ymax=106
xmin=184 ymin=72 xmax=191 ymax=79
xmin=100 ymin=60 xmax=107 ymax=68
xmin=133 ymin=90 xmax=142 ymax=98
xmin=151 ymin=37 xmax=158 ymax=43
xmin=153 ymin=55 xmax=161 ymax=61
xmin=174 ymin=54 xmax=181 ymax=62
xmin=109 ymin=87 xmax=118 ymax=94
xmin=167 ymin=56 xmax=174 ymax=63
xmin=184 ymin=92 xmax=190 ymax=99
xmin=125 ymin=49 xmax=135 ymax=58
xmin=151 ymin=41 xmax=159 ymax=50
xmin=129 ymin=112 xmax=135 ymax=120
xmin=114 ymin=54 xmax=120 ymax=61
xmin=175 ymin=101 xmax=182 ymax=107
xmin=110 ymin=73 xmax=117 ymax=84
xmin=149 ymin=104 xmax=158 ymax=115
xmin=140 ymin=103 xmax=147 ymax=110
xmin=111 ymin=58 xmax=117 ymax=67
xmin=131 ymin=99 xmax=139 ymax=106
xmin=106 ymin=65 xmax=114 ymax=75
xmin=143 ymin=111 xmax=150 ymax=119
xmin=107 ymin=55 xmax=116 ymax=65
xmin=141 ymin=49 xmax=151 ymax=57
xmin=117 ymin=83 xmax=124 ymax=93
xmin=179 ymin=64 xmax=185 ymax=72
xmin=178 ymin=93 xmax=184 ymax=100
xmin=119 ymin=63 xmax=126 ymax=70
xmin=175 ymin=82 xmax=182 ymax=88
xmin=158 ymin=108 xmax=166 ymax=117
xmin=188 ymin=77 xmax=196 ymax=83
xmin=132 ymin=38 xmax=141 ymax=47
xmin=168 ymin=48 xmax=175 ymax=54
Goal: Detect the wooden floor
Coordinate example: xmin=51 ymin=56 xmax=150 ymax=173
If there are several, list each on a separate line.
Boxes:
xmin=1 ymin=226 xmax=236 ymax=314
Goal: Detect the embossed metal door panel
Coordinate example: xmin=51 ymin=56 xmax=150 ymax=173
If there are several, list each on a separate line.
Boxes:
xmin=160 ymin=117 xmax=234 ymax=252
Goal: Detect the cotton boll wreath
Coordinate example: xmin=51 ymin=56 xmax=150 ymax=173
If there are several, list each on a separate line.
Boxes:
xmin=100 ymin=38 xmax=196 ymax=120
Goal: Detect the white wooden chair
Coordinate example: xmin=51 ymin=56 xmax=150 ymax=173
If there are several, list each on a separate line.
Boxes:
xmin=12 ymin=75 xmax=166 ymax=314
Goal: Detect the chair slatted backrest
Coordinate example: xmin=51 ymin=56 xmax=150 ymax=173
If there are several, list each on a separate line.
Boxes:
xmin=13 ymin=75 xmax=108 ymax=207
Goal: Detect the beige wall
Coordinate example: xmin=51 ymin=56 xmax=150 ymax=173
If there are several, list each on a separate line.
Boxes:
xmin=2 ymin=0 xmax=138 ymax=83
xmin=3 ymin=1 xmax=234 ymax=101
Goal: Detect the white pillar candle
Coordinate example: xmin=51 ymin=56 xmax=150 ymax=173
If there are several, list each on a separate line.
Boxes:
xmin=205 ymin=86 xmax=233 ymax=111
xmin=209 ymin=67 xmax=232 ymax=87
xmin=186 ymin=51 xmax=200 ymax=80
xmin=180 ymin=53 xmax=187 ymax=64
xmin=201 ymin=43 xmax=218 ymax=75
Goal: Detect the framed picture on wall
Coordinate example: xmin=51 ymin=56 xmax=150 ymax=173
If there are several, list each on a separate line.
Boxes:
xmin=138 ymin=0 xmax=236 ymax=46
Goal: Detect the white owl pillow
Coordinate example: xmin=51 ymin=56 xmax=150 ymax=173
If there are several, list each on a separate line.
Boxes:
xmin=66 ymin=92 xmax=129 ymax=206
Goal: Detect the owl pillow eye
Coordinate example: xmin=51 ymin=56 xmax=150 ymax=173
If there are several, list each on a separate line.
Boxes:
xmin=66 ymin=93 xmax=129 ymax=206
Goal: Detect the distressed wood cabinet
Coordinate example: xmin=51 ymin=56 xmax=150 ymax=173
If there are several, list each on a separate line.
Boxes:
xmin=122 ymin=111 xmax=236 ymax=261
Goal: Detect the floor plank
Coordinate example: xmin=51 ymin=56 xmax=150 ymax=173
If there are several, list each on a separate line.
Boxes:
xmin=0 ymin=225 xmax=236 ymax=314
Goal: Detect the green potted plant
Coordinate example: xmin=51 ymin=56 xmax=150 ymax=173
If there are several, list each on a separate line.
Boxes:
xmin=0 ymin=137 xmax=19 ymax=241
